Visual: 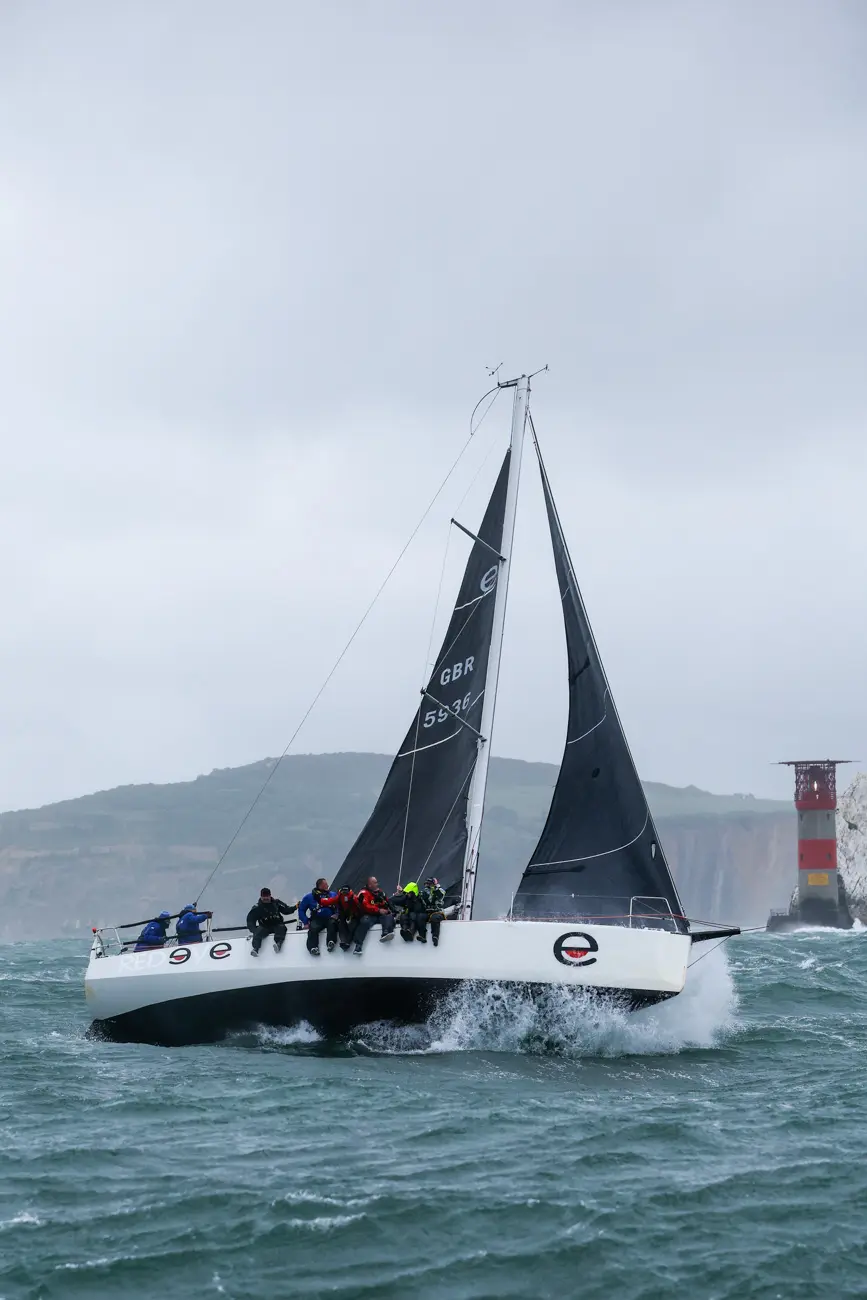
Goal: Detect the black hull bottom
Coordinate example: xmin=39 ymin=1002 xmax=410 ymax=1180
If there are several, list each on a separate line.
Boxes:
xmin=88 ymin=977 xmax=677 ymax=1047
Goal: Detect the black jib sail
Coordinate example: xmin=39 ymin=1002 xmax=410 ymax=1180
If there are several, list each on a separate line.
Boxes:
xmin=514 ymin=434 xmax=688 ymax=932
xmin=332 ymin=452 xmax=511 ymax=900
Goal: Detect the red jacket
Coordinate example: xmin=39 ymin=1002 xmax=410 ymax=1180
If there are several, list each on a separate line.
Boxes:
xmin=357 ymin=888 xmax=388 ymax=916
xmin=336 ymin=890 xmax=357 ymax=917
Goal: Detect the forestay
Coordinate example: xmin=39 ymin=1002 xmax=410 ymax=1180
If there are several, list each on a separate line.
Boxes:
xmin=333 ymin=453 xmax=511 ymax=900
xmin=514 ymin=435 xmax=688 ymax=932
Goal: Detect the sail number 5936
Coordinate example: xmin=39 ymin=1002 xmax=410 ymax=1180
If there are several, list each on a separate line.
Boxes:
xmin=424 ymin=691 xmax=472 ymax=728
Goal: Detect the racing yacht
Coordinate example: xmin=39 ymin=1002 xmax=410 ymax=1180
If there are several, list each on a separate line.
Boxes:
xmin=85 ymin=374 xmax=738 ymax=1044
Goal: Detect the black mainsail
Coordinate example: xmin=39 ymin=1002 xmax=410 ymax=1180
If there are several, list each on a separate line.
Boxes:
xmin=333 ymin=453 xmax=511 ymax=900
xmin=514 ymin=433 xmax=688 ymax=932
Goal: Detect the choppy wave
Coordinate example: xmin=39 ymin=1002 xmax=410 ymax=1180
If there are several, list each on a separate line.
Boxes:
xmin=2 ymin=934 xmax=867 ymax=1299
xmin=346 ymin=943 xmax=737 ymax=1058
xmin=764 ymin=917 xmax=867 ymax=936
xmin=243 ymin=1021 xmax=324 ymax=1048
xmin=239 ymin=943 xmax=737 ymax=1060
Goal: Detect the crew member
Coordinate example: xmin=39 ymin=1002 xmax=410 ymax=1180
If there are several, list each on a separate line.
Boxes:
xmin=335 ymin=885 xmax=359 ymax=951
xmin=392 ymin=881 xmax=425 ymax=942
xmin=134 ymin=910 xmax=172 ymax=952
xmin=175 ymin=904 xmax=212 ymax=945
xmin=298 ymin=878 xmax=339 ymax=956
xmin=353 ymin=876 xmax=395 ymax=953
xmin=419 ymin=877 xmax=447 ymax=947
xmin=246 ymin=888 xmax=298 ymax=955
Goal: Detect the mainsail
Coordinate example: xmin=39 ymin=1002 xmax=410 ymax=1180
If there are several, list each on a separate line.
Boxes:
xmin=514 ymin=433 xmax=688 ymax=932
xmin=333 ymin=452 xmax=511 ymax=900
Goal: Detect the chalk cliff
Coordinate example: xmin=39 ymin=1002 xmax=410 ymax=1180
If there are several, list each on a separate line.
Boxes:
xmin=837 ymin=772 xmax=867 ymax=923
xmin=0 ymin=753 xmax=795 ymax=939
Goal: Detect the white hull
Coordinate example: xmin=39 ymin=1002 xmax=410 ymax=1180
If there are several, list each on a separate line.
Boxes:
xmin=86 ymin=919 xmax=691 ymax=1045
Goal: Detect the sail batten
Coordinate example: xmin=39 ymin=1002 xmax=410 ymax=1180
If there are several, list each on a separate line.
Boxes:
xmin=332 ymin=452 xmax=511 ymax=900
xmin=514 ymin=428 xmax=688 ymax=932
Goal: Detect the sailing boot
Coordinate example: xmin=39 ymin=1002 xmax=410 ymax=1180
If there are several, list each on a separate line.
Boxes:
xmin=326 ymin=941 xmax=336 ymax=953
xmin=274 ymin=941 xmax=284 ymax=953
xmin=415 ymin=933 xmax=427 ymax=943
xmin=309 ymin=946 xmax=320 ymax=957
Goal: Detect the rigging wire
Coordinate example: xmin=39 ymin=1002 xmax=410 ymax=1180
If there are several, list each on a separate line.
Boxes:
xmin=394 ymin=384 xmax=504 ymax=887
xmin=454 ymin=405 xmax=505 ymax=515
xmin=469 ymin=384 xmax=501 ymax=439
xmin=397 ymin=523 xmax=453 ymax=887
xmin=416 ymin=398 xmax=507 ymax=689
xmin=687 ymin=925 xmax=762 ymax=968
xmin=195 ymin=410 xmax=496 ymax=906
xmin=419 ymin=762 xmax=477 ymax=879
xmin=687 ymin=936 xmax=730 ymax=969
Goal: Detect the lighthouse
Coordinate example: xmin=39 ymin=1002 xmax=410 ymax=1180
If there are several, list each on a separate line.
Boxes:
xmin=766 ymin=759 xmax=854 ymax=931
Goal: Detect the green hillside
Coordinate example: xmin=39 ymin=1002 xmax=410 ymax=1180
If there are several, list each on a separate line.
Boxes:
xmin=0 ymin=753 xmax=790 ymax=937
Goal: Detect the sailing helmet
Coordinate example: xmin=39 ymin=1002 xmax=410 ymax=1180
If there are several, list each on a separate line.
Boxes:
xmin=403 ymin=881 xmax=419 ymax=895
xmin=159 ymin=911 xmax=171 ymax=919
xmin=424 ymin=877 xmax=440 ymax=888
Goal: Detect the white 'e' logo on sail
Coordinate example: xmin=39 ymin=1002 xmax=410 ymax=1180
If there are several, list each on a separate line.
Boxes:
xmin=480 ymin=566 xmax=498 ymax=596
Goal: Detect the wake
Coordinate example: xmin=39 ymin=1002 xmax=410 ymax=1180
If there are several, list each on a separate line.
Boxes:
xmin=251 ymin=945 xmax=738 ymax=1060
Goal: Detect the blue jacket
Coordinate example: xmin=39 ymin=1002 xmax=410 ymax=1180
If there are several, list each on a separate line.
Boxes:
xmin=298 ymin=891 xmax=338 ymax=927
xmin=176 ymin=910 xmax=209 ymax=944
xmin=134 ymin=919 xmax=169 ymax=951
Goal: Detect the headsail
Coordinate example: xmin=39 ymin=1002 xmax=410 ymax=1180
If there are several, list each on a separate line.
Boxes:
xmin=514 ymin=432 xmax=688 ymax=932
xmin=333 ymin=452 xmax=511 ymax=900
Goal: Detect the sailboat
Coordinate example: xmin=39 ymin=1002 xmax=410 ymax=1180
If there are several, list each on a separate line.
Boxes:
xmin=85 ymin=375 xmax=739 ymax=1046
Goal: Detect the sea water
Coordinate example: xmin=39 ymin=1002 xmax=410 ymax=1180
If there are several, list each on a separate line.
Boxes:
xmin=1 ymin=932 xmax=866 ymax=1299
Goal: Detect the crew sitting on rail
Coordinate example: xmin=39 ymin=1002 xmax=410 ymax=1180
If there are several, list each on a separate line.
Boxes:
xmin=392 ymin=881 xmax=427 ymax=943
xmin=335 ymin=886 xmax=358 ymax=951
xmin=299 ymin=878 xmax=340 ymax=956
xmin=353 ymin=876 xmax=395 ymax=953
xmin=419 ymin=877 xmax=447 ymax=947
xmin=175 ymin=904 xmax=212 ymax=945
xmin=134 ymin=910 xmax=172 ymax=951
xmin=246 ymin=887 xmax=298 ymax=956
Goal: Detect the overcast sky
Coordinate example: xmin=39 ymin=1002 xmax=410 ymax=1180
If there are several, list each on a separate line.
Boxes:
xmin=1 ymin=0 xmax=865 ymax=811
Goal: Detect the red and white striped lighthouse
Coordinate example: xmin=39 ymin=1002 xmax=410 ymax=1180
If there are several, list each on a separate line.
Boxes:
xmin=779 ymin=760 xmax=852 ymax=925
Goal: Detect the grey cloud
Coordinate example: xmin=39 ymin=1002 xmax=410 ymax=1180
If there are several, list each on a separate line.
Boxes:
xmin=0 ymin=0 xmax=865 ymax=811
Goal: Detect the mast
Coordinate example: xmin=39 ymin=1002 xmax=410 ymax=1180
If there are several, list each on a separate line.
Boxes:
xmin=459 ymin=374 xmax=530 ymax=919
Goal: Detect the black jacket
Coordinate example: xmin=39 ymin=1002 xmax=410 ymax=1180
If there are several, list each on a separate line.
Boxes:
xmin=391 ymin=889 xmax=426 ymax=915
xmin=421 ymin=885 xmax=446 ymax=913
xmin=246 ymin=897 xmax=297 ymax=931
